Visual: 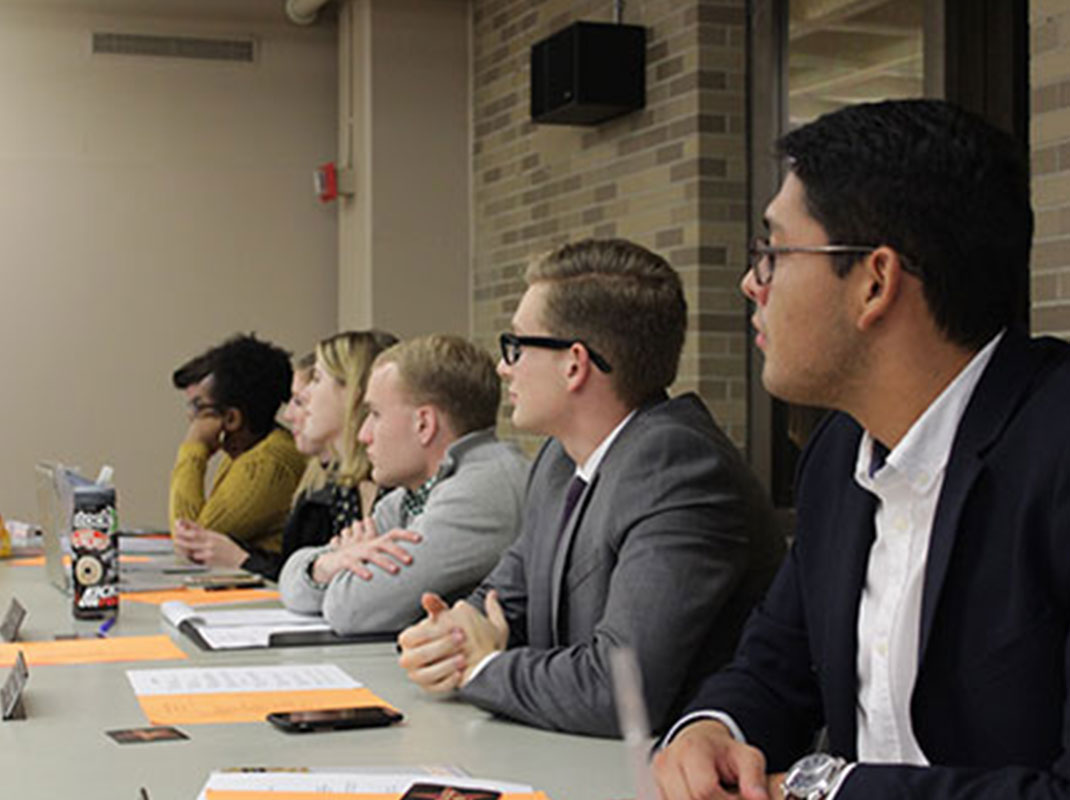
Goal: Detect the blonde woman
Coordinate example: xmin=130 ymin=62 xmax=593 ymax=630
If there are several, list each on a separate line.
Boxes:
xmin=176 ymin=330 xmax=397 ymax=580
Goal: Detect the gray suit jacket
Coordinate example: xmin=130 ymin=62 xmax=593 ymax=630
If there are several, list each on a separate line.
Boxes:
xmin=460 ymin=393 xmax=783 ymax=737
xmin=279 ymin=430 xmax=529 ymax=634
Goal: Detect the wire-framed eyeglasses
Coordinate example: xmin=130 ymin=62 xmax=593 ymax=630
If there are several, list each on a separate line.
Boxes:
xmin=747 ymin=237 xmax=878 ymax=286
xmin=499 ymin=332 xmax=613 ymax=373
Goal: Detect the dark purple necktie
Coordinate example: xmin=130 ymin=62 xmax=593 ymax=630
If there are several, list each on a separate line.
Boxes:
xmin=558 ymin=475 xmax=588 ymax=538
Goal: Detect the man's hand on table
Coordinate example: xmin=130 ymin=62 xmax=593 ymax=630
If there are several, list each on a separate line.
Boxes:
xmin=652 ymin=719 xmax=773 ymax=800
xmin=397 ymin=590 xmax=509 ymax=693
xmin=313 ymin=527 xmax=423 ymax=583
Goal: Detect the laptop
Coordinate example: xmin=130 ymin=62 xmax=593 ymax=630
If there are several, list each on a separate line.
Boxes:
xmin=34 ymin=461 xmax=94 ymax=594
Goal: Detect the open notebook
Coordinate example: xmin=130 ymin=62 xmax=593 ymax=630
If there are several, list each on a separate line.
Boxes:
xmin=161 ymin=601 xmax=396 ymax=650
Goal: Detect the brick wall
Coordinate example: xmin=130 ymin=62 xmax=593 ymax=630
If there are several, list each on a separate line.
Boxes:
xmin=1031 ymin=0 xmax=1070 ymax=338
xmin=471 ymin=0 xmax=750 ymax=449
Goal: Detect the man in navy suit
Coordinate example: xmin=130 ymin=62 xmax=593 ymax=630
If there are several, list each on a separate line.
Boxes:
xmin=654 ymin=100 xmax=1070 ymax=799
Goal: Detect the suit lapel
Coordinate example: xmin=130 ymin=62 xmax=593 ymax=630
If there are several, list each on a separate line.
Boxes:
xmin=543 ymin=397 xmax=667 ymax=646
xmin=824 ymin=475 xmax=877 ymax=757
xmin=529 ymin=455 xmax=575 ymax=649
xmin=917 ymin=329 xmax=1037 ymax=666
xmin=549 ymin=474 xmax=597 ymax=646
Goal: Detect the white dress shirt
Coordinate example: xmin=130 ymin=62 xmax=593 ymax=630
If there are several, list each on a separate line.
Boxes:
xmin=666 ymin=332 xmax=1002 ymax=796
xmin=463 ymin=410 xmax=636 ymax=685
xmin=852 ymin=331 xmax=1000 ymax=765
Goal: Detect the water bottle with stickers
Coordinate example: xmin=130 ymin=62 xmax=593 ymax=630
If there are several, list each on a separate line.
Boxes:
xmin=70 ymin=485 xmax=119 ymax=620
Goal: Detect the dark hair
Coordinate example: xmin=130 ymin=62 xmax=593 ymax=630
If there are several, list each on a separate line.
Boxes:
xmin=176 ymin=334 xmax=293 ymax=437
xmin=172 ymin=351 xmax=215 ymax=389
xmin=526 ymin=238 xmax=687 ymax=407
xmin=777 ymin=99 xmax=1032 ymax=349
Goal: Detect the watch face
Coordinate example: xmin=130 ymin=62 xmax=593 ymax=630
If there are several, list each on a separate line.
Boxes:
xmin=784 ymin=754 xmax=836 ymax=795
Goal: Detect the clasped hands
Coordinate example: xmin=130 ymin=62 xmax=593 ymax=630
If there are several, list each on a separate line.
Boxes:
xmin=397 ymin=590 xmax=509 ymax=693
xmin=311 ymin=517 xmax=423 ymax=584
xmin=172 ymin=519 xmax=248 ymax=568
xmin=652 ymin=719 xmax=787 ymax=800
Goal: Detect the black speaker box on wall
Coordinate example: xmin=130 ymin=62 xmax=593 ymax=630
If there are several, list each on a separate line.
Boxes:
xmin=530 ymin=21 xmax=646 ymax=126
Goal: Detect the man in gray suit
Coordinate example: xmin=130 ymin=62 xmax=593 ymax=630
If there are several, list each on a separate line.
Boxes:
xmin=398 ymin=239 xmax=783 ymax=737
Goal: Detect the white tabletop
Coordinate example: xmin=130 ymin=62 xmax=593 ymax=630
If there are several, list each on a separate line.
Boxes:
xmin=0 ymin=560 xmax=634 ymax=800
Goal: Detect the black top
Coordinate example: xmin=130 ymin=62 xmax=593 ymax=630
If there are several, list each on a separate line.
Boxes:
xmin=240 ymin=483 xmax=362 ymax=582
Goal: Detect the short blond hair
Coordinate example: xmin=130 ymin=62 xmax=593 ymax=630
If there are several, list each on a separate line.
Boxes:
xmin=526 ymin=238 xmax=686 ymax=407
xmin=374 ymin=335 xmax=500 ymax=437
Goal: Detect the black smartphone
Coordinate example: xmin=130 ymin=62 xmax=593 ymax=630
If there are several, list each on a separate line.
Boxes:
xmin=183 ymin=573 xmax=265 ymax=590
xmin=266 ymin=706 xmax=403 ymax=733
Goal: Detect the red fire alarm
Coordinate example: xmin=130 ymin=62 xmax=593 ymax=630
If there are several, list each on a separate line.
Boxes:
xmin=314 ymin=162 xmax=338 ymax=203
xmin=314 ymin=162 xmax=355 ymax=203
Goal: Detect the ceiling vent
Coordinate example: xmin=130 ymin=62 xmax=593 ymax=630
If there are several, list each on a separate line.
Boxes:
xmin=92 ymin=32 xmax=256 ymax=63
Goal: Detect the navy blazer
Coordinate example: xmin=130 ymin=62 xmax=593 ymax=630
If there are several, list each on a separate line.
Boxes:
xmin=682 ymin=328 xmax=1070 ymax=797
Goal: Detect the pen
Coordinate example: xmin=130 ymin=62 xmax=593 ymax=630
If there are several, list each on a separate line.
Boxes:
xmin=139 ymin=787 xmax=150 ymax=800
xmin=97 ymin=617 xmax=116 ymax=638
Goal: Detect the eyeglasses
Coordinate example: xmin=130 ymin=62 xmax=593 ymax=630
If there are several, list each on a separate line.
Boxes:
xmin=499 ymin=332 xmax=613 ymax=373
xmin=186 ymin=399 xmax=223 ymax=417
xmin=747 ymin=237 xmax=877 ymax=286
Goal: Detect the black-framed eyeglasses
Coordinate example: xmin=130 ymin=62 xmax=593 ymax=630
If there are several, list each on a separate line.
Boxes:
xmin=499 ymin=332 xmax=613 ymax=373
xmin=747 ymin=237 xmax=878 ymax=286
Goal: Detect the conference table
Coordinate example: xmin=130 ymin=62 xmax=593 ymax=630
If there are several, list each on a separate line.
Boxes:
xmin=0 ymin=558 xmax=636 ymax=800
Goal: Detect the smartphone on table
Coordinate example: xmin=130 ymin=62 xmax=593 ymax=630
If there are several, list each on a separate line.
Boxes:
xmin=183 ymin=573 xmax=265 ymax=590
xmin=266 ymin=706 xmax=403 ymax=733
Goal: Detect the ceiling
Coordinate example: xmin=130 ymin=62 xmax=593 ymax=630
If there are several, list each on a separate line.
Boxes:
xmin=787 ymin=0 xmax=924 ymax=124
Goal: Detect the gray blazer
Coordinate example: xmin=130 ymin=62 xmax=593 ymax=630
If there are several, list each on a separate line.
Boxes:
xmin=279 ymin=430 xmax=530 ymax=634
xmin=459 ymin=393 xmax=783 ymax=737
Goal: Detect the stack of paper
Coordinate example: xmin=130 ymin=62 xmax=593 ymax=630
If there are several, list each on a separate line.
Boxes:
xmin=126 ymin=664 xmax=395 ymax=725
xmin=195 ymin=767 xmax=546 ymax=800
xmin=161 ymin=601 xmax=332 ymax=650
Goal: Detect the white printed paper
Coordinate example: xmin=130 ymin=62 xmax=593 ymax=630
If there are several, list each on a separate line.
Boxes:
xmin=196 ymin=768 xmax=532 ymax=799
xmin=126 ymin=663 xmax=360 ymax=696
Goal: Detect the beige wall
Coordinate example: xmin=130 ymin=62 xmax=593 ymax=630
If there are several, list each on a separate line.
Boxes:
xmin=0 ymin=2 xmax=338 ymax=525
xmin=1031 ymin=0 xmax=1070 ymax=337
xmin=471 ymin=0 xmax=749 ymax=450
xmin=336 ymin=0 xmax=471 ymax=340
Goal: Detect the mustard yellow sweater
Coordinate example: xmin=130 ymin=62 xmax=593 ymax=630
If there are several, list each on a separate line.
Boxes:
xmin=168 ymin=427 xmax=306 ymax=553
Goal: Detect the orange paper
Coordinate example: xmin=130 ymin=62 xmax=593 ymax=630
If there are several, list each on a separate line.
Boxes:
xmin=122 ymin=588 xmax=280 ymax=605
xmin=0 ymin=635 xmax=187 ymax=666
xmin=8 ymin=554 xmax=154 ymax=567
xmin=136 ymin=687 xmax=393 ymax=725
xmin=205 ymin=793 xmax=549 ymax=800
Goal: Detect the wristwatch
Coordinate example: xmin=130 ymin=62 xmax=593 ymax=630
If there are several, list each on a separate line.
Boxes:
xmin=781 ymin=753 xmax=847 ymax=800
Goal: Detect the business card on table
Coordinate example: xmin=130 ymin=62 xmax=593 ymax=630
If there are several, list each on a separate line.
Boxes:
xmin=106 ymin=725 xmax=189 ymax=744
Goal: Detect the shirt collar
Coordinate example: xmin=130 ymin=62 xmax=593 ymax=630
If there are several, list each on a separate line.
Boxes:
xmin=855 ymin=330 xmax=1004 ymax=494
xmin=576 ymin=410 xmax=637 ymax=483
xmin=400 ymin=428 xmax=497 ymax=523
xmin=433 ymin=428 xmax=496 ymax=481
xmin=400 ymin=474 xmax=438 ymax=524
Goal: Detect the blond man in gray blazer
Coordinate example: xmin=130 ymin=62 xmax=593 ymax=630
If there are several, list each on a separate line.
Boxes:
xmin=279 ymin=335 xmax=529 ymax=634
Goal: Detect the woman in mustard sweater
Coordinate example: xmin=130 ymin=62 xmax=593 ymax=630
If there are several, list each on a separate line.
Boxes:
xmin=170 ymin=334 xmax=305 ymax=559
